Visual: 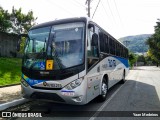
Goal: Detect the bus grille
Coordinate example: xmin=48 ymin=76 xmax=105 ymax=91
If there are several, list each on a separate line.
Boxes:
xmin=30 ymin=92 xmax=65 ymax=102
xmin=31 ymin=86 xmax=62 ymax=90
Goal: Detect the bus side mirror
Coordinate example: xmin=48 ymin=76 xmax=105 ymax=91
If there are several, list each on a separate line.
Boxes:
xmin=91 ymin=33 xmax=98 ymax=46
xmin=88 ymin=23 xmax=94 ymax=29
xmin=88 ymin=23 xmax=95 ymax=32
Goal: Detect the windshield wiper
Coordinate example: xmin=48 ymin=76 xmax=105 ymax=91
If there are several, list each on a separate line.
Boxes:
xmin=43 ymin=38 xmax=46 ymax=52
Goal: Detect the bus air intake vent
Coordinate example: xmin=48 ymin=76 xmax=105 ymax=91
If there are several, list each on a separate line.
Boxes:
xmin=30 ymin=92 xmax=65 ymax=102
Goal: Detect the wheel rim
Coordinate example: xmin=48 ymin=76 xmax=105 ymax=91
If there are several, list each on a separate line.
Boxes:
xmin=101 ymin=81 xmax=107 ymax=97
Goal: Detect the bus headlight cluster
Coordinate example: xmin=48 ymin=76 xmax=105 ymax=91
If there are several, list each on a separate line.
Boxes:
xmin=64 ymin=78 xmax=83 ymax=90
xmin=21 ymin=78 xmax=29 ymax=87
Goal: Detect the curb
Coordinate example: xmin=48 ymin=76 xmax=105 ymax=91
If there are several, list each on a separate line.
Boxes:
xmin=0 ymin=98 xmax=29 ymax=111
xmin=0 ymin=83 xmax=20 ymax=88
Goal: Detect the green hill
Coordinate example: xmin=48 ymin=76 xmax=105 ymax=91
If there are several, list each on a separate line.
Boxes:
xmin=119 ymin=34 xmax=151 ymax=53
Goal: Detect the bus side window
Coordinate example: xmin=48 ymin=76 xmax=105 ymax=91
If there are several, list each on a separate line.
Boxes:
xmin=109 ymin=37 xmax=112 ymax=55
xmin=87 ymin=25 xmax=99 ymax=69
xmin=105 ymin=35 xmax=109 ymax=53
xmin=99 ymin=30 xmax=105 ymax=52
xmin=87 ymin=27 xmax=94 ymax=57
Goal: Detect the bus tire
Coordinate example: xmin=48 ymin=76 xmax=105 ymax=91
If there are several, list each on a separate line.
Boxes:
xmin=120 ymin=70 xmax=125 ymax=84
xmin=98 ymin=78 xmax=108 ymax=102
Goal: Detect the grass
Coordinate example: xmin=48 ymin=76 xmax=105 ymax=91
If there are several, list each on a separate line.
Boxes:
xmin=0 ymin=57 xmax=22 ymax=86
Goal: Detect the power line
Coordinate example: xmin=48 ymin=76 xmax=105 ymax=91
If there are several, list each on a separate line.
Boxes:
xmin=92 ymin=0 xmax=101 ymax=19
xmin=100 ymin=1 xmax=110 ymax=20
xmin=113 ymin=0 xmax=127 ymax=38
xmin=47 ymin=0 xmax=76 ymax=16
xmin=100 ymin=0 xmax=118 ymax=29
xmin=106 ymin=0 xmax=117 ymax=25
xmin=113 ymin=0 xmax=123 ymax=25
xmin=73 ymin=0 xmax=86 ymax=8
xmin=70 ymin=0 xmax=86 ymax=10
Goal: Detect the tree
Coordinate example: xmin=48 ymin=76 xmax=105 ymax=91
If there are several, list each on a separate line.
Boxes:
xmin=9 ymin=7 xmax=37 ymax=54
xmin=0 ymin=6 xmax=37 ymax=34
xmin=146 ymin=19 xmax=160 ymax=67
xmin=10 ymin=6 xmax=37 ymax=34
xmin=137 ymin=55 xmax=146 ymax=65
xmin=145 ymin=53 xmax=156 ymax=66
xmin=0 ymin=6 xmax=12 ymax=32
xmin=129 ymin=52 xmax=138 ymax=68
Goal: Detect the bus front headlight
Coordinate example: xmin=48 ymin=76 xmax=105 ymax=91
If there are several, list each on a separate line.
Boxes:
xmin=64 ymin=78 xmax=83 ymax=90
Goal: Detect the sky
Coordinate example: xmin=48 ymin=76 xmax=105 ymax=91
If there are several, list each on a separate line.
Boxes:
xmin=0 ymin=0 xmax=160 ymax=39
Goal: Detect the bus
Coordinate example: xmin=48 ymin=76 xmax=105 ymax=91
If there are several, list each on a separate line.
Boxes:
xmin=19 ymin=17 xmax=129 ymax=105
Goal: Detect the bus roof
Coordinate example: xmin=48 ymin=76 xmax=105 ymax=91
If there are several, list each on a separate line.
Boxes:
xmin=30 ymin=17 xmax=88 ymax=30
xmin=30 ymin=17 xmax=126 ymax=49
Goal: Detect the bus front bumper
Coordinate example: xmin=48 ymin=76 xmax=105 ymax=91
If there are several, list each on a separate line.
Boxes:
xmin=21 ymin=83 xmax=87 ymax=105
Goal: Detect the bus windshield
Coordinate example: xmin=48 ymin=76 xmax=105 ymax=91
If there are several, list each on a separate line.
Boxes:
xmin=23 ymin=27 xmax=50 ymax=70
xmin=23 ymin=22 xmax=85 ymax=70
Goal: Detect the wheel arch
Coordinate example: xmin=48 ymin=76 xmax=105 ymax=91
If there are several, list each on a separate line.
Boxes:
xmin=100 ymin=74 xmax=109 ymax=94
xmin=124 ymin=69 xmax=126 ymax=75
xmin=103 ymin=74 xmax=109 ymax=85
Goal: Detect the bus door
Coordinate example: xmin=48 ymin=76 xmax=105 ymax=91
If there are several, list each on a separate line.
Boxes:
xmin=86 ymin=24 xmax=101 ymax=102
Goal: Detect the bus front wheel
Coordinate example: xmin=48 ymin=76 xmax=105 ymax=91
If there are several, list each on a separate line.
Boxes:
xmin=98 ymin=78 xmax=108 ymax=102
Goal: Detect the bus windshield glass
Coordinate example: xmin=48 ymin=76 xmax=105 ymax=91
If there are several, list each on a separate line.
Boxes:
xmin=23 ymin=22 xmax=85 ymax=70
xmin=23 ymin=27 xmax=50 ymax=70
xmin=49 ymin=22 xmax=85 ymax=69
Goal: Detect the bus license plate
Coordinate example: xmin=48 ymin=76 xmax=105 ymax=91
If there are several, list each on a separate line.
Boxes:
xmin=61 ymin=91 xmax=75 ymax=96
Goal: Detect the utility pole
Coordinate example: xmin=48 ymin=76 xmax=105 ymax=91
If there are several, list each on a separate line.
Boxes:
xmin=86 ymin=0 xmax=91 ymax=17
xmin=124 ymin=40 xmax=130 ymax=47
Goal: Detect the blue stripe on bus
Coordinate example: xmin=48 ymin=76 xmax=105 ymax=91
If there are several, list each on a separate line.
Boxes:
xmin=114 ymin=56 xmax=129 ymax=68
xmin=22 ymin=74 xmax=45 ymax=86
xmin=61 ymin=90 xmax=74 ymax=92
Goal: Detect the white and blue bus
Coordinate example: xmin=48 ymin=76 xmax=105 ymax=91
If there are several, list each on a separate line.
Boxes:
xmin=20 ymin=17 xmax=129 ymax=105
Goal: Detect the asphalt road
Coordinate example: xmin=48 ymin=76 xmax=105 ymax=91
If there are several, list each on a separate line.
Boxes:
xmin=6 ymin=66 xmax=160 ymax=120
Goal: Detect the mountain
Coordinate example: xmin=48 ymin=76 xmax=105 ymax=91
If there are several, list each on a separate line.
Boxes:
xmin=118 ymin=34 xmax=152 ymax=53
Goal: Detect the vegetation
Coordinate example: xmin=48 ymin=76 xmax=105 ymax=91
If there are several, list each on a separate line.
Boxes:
xmin=0 ymin=6 xmax=12 ymax=32
xmin=0 ymin=6 xmax=37 ymax=55
xmin=0 ymin=58 xmax=21 ymax=86
xmin=11 ymin=6 xmax=37 ymax=34
xmin=0 ymin=6 xmax=36 ymax=85
xmin=0 ymin=6 xmax=37 ymax=34
xmin=129 ymin=52 xmax=138 ymax=68
xmin=144 ymin=55 xmax=156 ymax=66
xmin=146 ymin=19 xmax=160 ymax=67
xmin=119 ymin=34 xmax=151 ymax=53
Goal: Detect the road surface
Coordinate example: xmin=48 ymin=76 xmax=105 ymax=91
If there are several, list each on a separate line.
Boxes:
xmin=5 ymin=66 xmax=160 ymax=120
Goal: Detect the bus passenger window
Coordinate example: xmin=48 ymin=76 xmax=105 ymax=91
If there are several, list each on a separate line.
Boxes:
xmin=99 ymin=31 xmax=104 ymax=52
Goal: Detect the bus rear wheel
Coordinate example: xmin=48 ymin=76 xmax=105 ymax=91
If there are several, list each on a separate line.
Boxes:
xmin=98 ymin=78 xmax=108 ymax=102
